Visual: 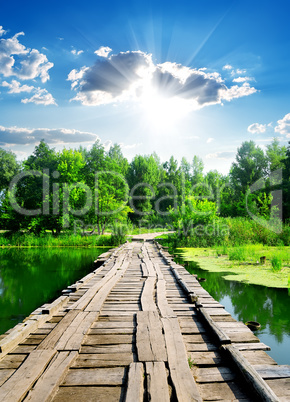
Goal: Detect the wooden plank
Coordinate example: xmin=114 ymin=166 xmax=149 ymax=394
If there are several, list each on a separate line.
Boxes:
xmin=37 ymin=310 xmax=79 ymax=350
xmin=136 ymin=311 xmax=167 ymax=362
xmin=241 ymin=350 xmax=277 ymax=366
xmin=145 ymin=361 xmax=170 ymax=402
xmin=188 ymin=351 xmax=223 ymax=366
xmin=125 ymin=362 xmax=144 ymax=402
xmin=73 ymin=353 xmax=133 ymax=368
xmin=223 ymin=344 xmax=280 ymax=402
xmin=198 ymin=307 xmax=231 ymax=345
xmin=141 ymin=262 xmax=149 ymax=278
xmin=156 ymin=279 xmax=176 ymax=318
xmin=235 ymin=342 xmax=271 ymax=351
xmin=56 ymin=311 xmax=99 ymax=351
xmin=53 ymin=386 xmax=123 ymax=401
xmin=0 ymin=369 xmax=15 ymax=386
xmin=41 ymin=295 xmax=68 ymax=315
xmin=83 ymin=334 xmax=133 ymax=345
xmin=25 ymin=351 xmax=77 ymax=402
xmin=198 ymin=381 xmax=249 ymax=401
xmin=0 ymin=349 xmax=57 ymax=402
xmin=0 ymin=319 xmax=38 ymax=358
xmin=0 ymin=354 xmax=26 ymax=369
xmin=195 ymin=366 xmax=237 ymax=383
xmin=162 ymin=317 xmax=202 ymax=402
xmin=141 ymin=277 xmax=157 ymax=311
xmin=254 ymin=365 xmax=290 ymax=379
xmin=80 ymin=344 xmax=134 ymax=354
xmin=265 ymin=378 xmax=290 ymax=398
xmin=62 ymin=367 xmax=127 ymax=386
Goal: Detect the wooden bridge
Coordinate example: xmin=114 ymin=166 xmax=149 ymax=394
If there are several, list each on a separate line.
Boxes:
xmin=0 ymin=238 xmax=290 ymax=401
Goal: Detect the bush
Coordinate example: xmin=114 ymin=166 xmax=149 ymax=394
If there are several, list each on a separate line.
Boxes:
xmin=271 ymin=256 xmax=283 ymax=272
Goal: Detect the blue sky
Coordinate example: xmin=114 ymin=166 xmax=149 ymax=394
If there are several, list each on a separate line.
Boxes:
xmin=1 ymin=0 xmax=290 ymax=173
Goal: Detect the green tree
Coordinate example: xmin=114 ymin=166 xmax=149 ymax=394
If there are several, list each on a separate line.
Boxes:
xmin=0 ymin=148 xmax=20 ymax=192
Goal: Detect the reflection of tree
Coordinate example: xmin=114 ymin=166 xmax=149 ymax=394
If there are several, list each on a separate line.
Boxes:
xmin=0 ymin=248 xmax=109 ymax=335
xmin=176 ymin=256 xmax=290 ymax=344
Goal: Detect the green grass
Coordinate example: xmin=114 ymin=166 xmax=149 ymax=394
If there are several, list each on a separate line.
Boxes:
xmin=0 ymin=233 xmax=114 ymax=248
xmin=271 ymin=256 xmax=283 ymax=272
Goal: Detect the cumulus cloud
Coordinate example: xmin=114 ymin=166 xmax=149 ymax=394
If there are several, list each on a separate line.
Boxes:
xmin=223 ymin=64 xmax=233 ymax=70
xmin=206 ymin=151 xmax=236 ymax=159
xmin=207 ymin=137 xmax=214 ymax=143
xmin=0 ymin=26 xmax=6 ymax=36
xmin=2 ymin=79 xmax=34 ymax=93
xmin=68 ymin=50 xmax=257 ymax=108
xmin=71 ymin=49 xmax=83 ymax=56
xmin=0 ymin=126 xmax=99 ymax=146
xmin=247 ymin=123 xmax=267 ymax=134
xmin=0 ymin=30 xmax=53 ymax=82
xmin=94 ymin=46 xmax=112 ymax=58
xmin=233 ymin=76 xmax=254 ymax=83
xmin=275 ymin=113 xmax=290 ymax=137
xmin=21 ymin=88 xmax=57 ymax=106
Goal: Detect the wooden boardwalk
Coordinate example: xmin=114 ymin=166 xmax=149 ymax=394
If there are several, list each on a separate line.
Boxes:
xmin=0 ymin=239 xmax=290 ymax=401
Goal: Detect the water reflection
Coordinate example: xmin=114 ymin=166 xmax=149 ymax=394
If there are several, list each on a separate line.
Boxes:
xmin=0 ymin=247 xmax=109 ymax=335
xmin=175 ymin=254 xmax=290 ymax=365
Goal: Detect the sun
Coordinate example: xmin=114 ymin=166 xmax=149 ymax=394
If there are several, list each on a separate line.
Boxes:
xmin=139 ymin=84 xmax=193 ymax=131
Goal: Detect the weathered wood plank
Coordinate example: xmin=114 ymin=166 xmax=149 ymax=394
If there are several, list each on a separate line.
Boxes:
xmin=198 ymin=381 xmax=249 ymax=401
xmin=37 ymin=310 xmax=79 ymax=350
xmin=254 ymin=365 xmax=290 ymax=379
xmin=136 ymin=311 xmax=167 ymax=362
xmin=0 ymin=349 xmax=57 ymax=402
xmin=223 ymin=344 xmax=280 ymax=402
xmin=25 ymin=351 xmax=77 ymax=402
xmin=141 ymin=277 xmax=157 ymax=311
xmin=162 ymin=317 xmax=202 ymax=402
xmin=56 ymin=311 xmax=99 ymax=351
xmin=125 ymin=362 xmax=144 ymax=402
xmin=198 ymin=307 xmax=231 ymax=345
xmin=0 ymin=369 xmax=15 ymax=386
xmin=194 ymin=366 xmax=237 ymax=383
xmin=62 ymin=367 xmax=127 ymax=386
xmin=241 ymin=350 xmax=277 ymax=366
xmin=146 ymin=361 xmax=170 ymax=402
xmin=0 ymin=354 xmax=26 ymax=369
xmin=54 ymin=385 xmax=124 ymax=401
xmin=156 ymin=279 xmax=176 ymax=318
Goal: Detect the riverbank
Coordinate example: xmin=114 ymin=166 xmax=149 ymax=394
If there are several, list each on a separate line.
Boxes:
xmin=177 ymin=246 xmax=290 ymax=289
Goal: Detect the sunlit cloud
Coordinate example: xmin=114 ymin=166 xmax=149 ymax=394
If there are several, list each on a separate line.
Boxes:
xmin=21 ymin=88 xmax=57 ymax=106
xmin=68 ymin=50 xmax=258 ymax=111
xmin=0 ymin=126 xmax=99 ymax=146
xmin=207 ymin=137 xmax=214 ymax=143
xmin=2 ymin=79 xmax=34 ymax=93
xmin=0 ymin=26 xmax=6 ymax=36
xmin=0 ymin=28 xmax=53 ymax=83
xmin=248 ymin=123 xmax=267 ymax=134
xmin=94 ymin=46 xmax=112 ymax=58
xmin=275 ymin=113 xmax=290 ymax=137
xmin=223 ymin=64 xmax=233 ymax=70
xmin=233 ymin=76 xmax=254 ymax=83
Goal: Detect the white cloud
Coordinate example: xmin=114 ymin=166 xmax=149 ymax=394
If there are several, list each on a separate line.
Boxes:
xmin=221 ymin=83 xmax=257 ymax=101
xmin=0 ymin=26 xmax=6 ymax=37
xmin=207 ymin=137 xmax=214 ymax=143
xmin=94 ymin=46 xmax=112 ymax=58
xmin=2 ymin=79 xmax=34 ymax=93
xmin=233 ymin=76 xmax=254 ymax=83
xmin=68 ymin=50 xmax=257 ymax=108
xmin=0 ymin=30 xmax=53 ymax=82
xmin=71 ymin=49 xmax=84 ymax=56
xmin=120 ymin=142 xmax=142 ymax=149
xmin=247 ymin=123 xmax=267 ymax=134
xmin=206 ymin=151 xmax=236 ymax=159
xmin=275 ymin=113 xmax=290 ymax=137
xmin=0 ymin=126 xmax=99 ymax=146
xmin=223 ymin=64 xmax=233 ymax=70
xmin=21 ymin=88 xmax=57 ymax=106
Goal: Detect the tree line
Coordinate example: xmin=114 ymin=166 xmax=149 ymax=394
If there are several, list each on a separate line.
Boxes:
xmin=0 ymin=138 xmax=289 ymax=236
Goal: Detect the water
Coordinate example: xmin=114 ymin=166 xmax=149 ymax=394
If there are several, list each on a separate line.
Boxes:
xmin=175 ymin=254 xmax=290 ymax=365
xmin=0 ymin=247 xmax=109 ymax=335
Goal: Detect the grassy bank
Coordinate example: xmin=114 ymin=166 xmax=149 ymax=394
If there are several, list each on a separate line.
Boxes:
xmin=0 ymin=232 xmax=114 ymax=248
xmin=178 ymin=246 xmax=290 ymax=289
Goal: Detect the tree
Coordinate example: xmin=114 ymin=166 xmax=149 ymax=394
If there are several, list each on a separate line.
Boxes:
xmin=266 ymin=138 xmax=287 ymax=172
xmin=0 ymin=148 xmax=20 ymax=192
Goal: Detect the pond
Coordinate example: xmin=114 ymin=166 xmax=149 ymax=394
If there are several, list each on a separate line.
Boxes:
xmin=0 ymin=247 xmax=109 ymax=336
xmin=174 ymin=253 xmax=290 ymax=366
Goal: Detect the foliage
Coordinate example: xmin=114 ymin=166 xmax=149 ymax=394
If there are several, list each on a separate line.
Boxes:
xmin=271 ymin=256 xmax=283 ymax=272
